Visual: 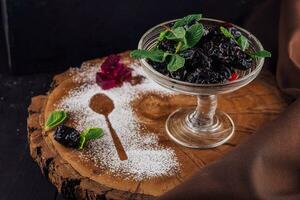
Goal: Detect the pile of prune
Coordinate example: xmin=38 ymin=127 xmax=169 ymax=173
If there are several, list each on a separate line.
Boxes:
xmin=54 ymin=125 xmax=81 ymax=148
xmin=150 ymin=25 xmax=253 ymax=84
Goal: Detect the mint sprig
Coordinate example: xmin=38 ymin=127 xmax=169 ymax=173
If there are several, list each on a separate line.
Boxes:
xmin=131 ymin=14 xmax=204 ymax=72
xmin=130 ymin=50 xmax=185 ymax=71
xmin=45 ymin=110 xmax=67 ymax=131
xmin=161 ymin=22 xmax=204 ymax=52
xmin=167 ymin=54 xmax=185 ymax=72
xmin=165 ymin=27 xmax=186 ymax=40
xmin=79 ymin=128 xmax=104 ymax=149
xmin=220 ymin=26 xmax=248 ymax=50
xmin=220 ymin=26 xmax=271 ymax=58
xmin=183 ymin=23 xmax=204 ymax=50
xmin=237 ymin=35 xmax=249 ymax=51
xmin=220 ymin=26 xmax=235 ymax=40
xmin=250 ymin=50 xmax=272 ymax=58
xmin=130 ymin=49 xmax=165 ymax=62
xmin=172 ymin=14 xmax=202 ymax=29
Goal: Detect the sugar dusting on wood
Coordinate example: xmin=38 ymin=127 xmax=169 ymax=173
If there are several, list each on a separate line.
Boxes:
xmin=58 ymin=64 xmax=179 ymax=181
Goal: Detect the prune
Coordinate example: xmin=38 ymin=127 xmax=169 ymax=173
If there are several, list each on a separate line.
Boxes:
xmin=148 ymin=60 xmax=170 ymax=75
xmin=170 ymin=68 xmax=188 ymax=80
xmin=54 ymin=125 xmax=80 ymax=148
xmin=180 ymin=47 xmax=212 ymax=71
xmin=157 ymin=40 xmax=176 ymax=53
xmin=185 ymin=64 xmax=232 ymax=84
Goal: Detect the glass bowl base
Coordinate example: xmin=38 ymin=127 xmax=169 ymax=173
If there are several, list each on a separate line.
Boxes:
xmin=166 ymin=108 xmax=234 ymax=149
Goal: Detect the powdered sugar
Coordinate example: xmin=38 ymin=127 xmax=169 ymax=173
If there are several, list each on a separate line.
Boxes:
xmin=58 ymin=64 xmax=179 ymax=180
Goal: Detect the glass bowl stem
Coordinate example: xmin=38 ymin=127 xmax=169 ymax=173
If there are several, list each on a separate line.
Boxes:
xmin=187 ymin=95 xmax=217 ymax=130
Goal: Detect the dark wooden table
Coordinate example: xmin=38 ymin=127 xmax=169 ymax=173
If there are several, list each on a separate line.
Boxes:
xmin=0 ymin=72 xmax=65 ymax=200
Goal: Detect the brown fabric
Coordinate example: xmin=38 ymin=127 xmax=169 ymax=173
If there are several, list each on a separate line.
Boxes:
xmin=277 ymin=0 xmax=300 ymax=98
xmin=157 ymin=0 xmax=300 ymax=199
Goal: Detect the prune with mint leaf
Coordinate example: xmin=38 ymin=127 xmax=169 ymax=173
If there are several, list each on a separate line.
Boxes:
xmin=54 ymin=125 xmax=81 ymax=148
xmin=222 ymin=23 xmax=242 ymax=38
xmin=199 ymin=29 xmax=253 ymax=70
xmin=232 ymin=50 xmax=253 ymax=70
xmin=228 ymin=27 xmax=241 ymax=38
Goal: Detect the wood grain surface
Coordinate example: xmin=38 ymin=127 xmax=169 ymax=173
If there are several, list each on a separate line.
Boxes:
xmin=27 ymin=52 xmax=288 ymax=200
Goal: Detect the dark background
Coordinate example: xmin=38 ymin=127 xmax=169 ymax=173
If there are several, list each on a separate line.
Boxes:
xmin=0 ymin=1 xmax=271 ymax=200
xmin=0 ymin=0 xmax=261 ymax=74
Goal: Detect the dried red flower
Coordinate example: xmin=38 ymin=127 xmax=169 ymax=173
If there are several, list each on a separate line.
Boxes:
xmin=96 ymin=55 xmax=132 ymax=90
xmin=228 ymin=72 xmax=238 ymax=81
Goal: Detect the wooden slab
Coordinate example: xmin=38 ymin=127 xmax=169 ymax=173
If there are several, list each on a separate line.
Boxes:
xmin=27 ymin=51 xmax=288 ymax=200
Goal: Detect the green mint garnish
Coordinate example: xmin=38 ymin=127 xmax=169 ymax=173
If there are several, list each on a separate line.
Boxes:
xmin=79 ymin=127 xmax=104 ymax=149
xmin=220 ymin=26 xmax=271 ymax=58
xmin=130 ymin=49 xmax=165 ymax=62
xmin=237 ymin=35 xmax=249 ymax=51
xmin=172 ymin=14 xmax=202 ymax=29
xmin=251 ymin=50 xmax=272 ymax=58
xmin=131 ymin=50 xmax=185 ymax=71
xmin=220 ymin=26 xmax=235 ymax=40
xmin=131 ymin=14 xmax=203 ymax=72
xmin=183 ymin=23 xmax=204 ymax=49
xmin=45 ymin=110 xmax=67 ymax=131
xmin=167 ymin=54 xmax=185 ymax=71
xmin=220 ymin=26 xmax=251 ymax=52
xmin=159 ymin=29 xmax=169 ymax=41
xmin=165 ymin=27 xmax=186 ymax=40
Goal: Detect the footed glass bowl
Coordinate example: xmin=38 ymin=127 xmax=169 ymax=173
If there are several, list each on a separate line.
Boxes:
xmin=138 ymin=18 xmax=265 ymax=149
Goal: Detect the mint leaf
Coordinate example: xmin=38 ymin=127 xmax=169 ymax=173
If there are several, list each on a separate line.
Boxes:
xmin=79 ymin=128 xmax=104 ymax=149
xmin=167 ymin=54 xmax=185 ymax=72
xmin=220 ymin=26 xmax=235 ymax=40
xmin=237 ymin=35 xmax=249 ymax=51
xmin=84 ymin=128 xmax=104 ymax=140
xmin=45 ymin=110 xmax=67 ymax=131
xmin=221 ymin=27 xmax=251 ymax=52
xmin=130 ymin=49 xmax=165 ymax=62
xmin=183 ymin=23 xmax=204 ymax=49
xmin=79 ymin=135 xmax=86 ymax=150
xmin=159 ymin=29 xmax=169 ymax=41
xmin=172 ymin=14 xmax=202 ymax=29
xmin=131 ymin=50 xmax=185 ymax=72
xmin=251 ymin=50 xmax=272 ymax=58
xmin=165 ymin=27 xmax=186 ymax=40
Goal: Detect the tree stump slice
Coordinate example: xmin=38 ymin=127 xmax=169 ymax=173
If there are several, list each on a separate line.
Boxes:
xmin=27 ymin=51 xmax=288 ymax=200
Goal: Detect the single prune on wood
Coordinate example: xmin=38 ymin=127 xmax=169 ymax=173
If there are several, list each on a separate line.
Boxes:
xmin=54 ymin=125 xmax=80 ymax=148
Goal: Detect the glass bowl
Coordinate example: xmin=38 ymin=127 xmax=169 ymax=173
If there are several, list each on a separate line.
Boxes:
xmin=137 ymin=18 xmax=265 ymax=149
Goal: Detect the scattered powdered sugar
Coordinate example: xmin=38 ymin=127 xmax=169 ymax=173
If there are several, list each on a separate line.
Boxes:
xmin=69 ymin=62 xmax=100 ymax=84
xmin=58 ymin=64 xmax=179 ymax=180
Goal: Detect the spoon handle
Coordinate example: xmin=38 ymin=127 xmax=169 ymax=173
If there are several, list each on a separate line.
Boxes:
xmin=105 ymin=117 xmax=128 ymax=161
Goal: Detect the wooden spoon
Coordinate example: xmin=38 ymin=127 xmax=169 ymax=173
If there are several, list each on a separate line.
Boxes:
xmin=89 ymin=93 xmax=128 ymax=160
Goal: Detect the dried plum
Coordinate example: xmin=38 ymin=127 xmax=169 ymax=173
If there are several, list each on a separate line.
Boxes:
xmin=157 ymin=40 xmax=177 ymax=53
xmin=180 ymin=47 xmax=213 ymax=71
xmin=54 ymin=125 xmax=80 ymax=148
